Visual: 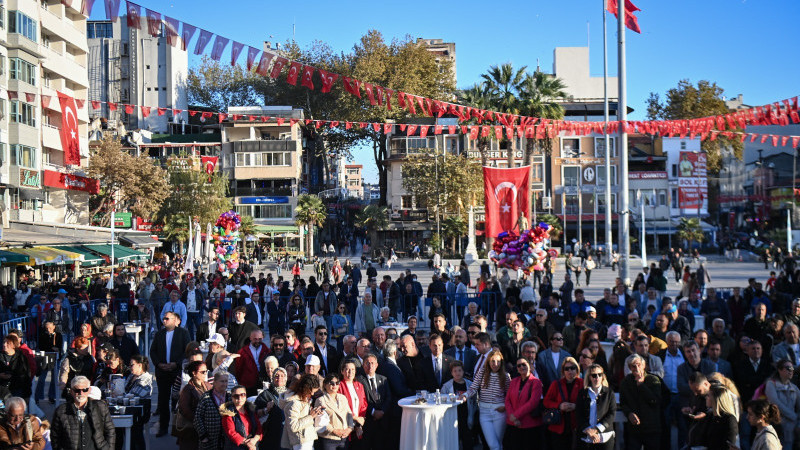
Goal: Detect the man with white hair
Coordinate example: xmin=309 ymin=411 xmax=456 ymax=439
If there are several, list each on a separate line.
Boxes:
xmin=520 ymin=279 xmax=535 ymax=303
xmin=51 ymin=376 xmax=115 ymax=448
xmin=526 ymin=308 xmax=555 ymax=344
xmin=0 ymin=397 xmax=44 ymax=446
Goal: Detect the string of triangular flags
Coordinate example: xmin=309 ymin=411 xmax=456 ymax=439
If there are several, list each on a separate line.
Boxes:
xmin=84 ymin=0 xmax=800 ymax=134
xmin=79 ymin=97 xmax=800 ymax=149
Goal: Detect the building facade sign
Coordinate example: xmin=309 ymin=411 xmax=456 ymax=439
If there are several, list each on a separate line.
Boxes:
xmin=677 ymin=152 xmax=708 ymax=208
xmin=19 ymin=169 xmax=40 ymax=188
xmin=628 ymin=171 xmax=668 ymax=180
xmin=43 ymin=170 xmax=100 ymax=194
xmin=239 ymin=196 xmax=289 ymax=205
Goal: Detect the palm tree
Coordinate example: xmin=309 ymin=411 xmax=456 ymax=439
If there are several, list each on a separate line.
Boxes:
xmin=676 ymin=217 xmax=705 ymax=250
xmin=482 ymin=63 xmax=526 ymax=167
xmin=458 ymin=83 xmax=494 ymax=167
xmin=239 ymin=214 xmax=256 ymax=256
xmin=442 ymin=215 xmax=467 ymax=253
xmin=355 ymin=205 xmax=389 ymax=251
xmin=518 ymin=71 xmax=569 ymax=164
xmin=294 ymin=194 xmax=327 ymax=257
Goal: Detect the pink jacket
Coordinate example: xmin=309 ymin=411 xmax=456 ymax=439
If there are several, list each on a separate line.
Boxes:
xmin=504 ymin=374 xmax=543 ymax=428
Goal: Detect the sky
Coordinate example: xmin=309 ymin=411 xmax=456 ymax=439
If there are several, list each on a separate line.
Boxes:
xmin=91 ymin=0 xmax=800 ymax=183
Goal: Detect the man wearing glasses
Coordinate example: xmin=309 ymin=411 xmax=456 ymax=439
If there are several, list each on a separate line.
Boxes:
xmin=150 ymin=311 xmax=191 ymax=437
xmin=536 ymin=332 xmax=571 ymax=390
xmin=51 ymin=376 xmax=115 ymax=448
xmin=313 ymin=325 xmax=341 ymax=376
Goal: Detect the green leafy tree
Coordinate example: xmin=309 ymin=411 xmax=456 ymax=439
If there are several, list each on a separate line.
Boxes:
xmin=87 ymin=136 xmax=168 ymax=226
xmin=646 ymin=79 xmax=743 ymax=174
xmin=295 ymin=194 xmax=327 ymax=257
xmin=401 ymin=150 xmax=483 ymax=218
xmin=536 ymin=214 xmax=562 ymax=242
xmin=442 ymin=215 xmax=468 ymax=253
xmin=481 ymin=63 xmax=526 ymax=167
xmin=156 ymin=170 xmax=231 ymax=245
xmin=458 ymin=83 xmax=494 ymax=167
xmin=518 ymin=71 xmax=569 ymax=162
xmin=186 ymin=55 xmax=266 ymax=113
xmin=355 ymin=205 xmax=389 ymax=248
xmin=676 ymin=217 xmax=705 ymax=249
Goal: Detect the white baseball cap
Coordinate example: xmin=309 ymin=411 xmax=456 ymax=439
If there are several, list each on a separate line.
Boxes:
xmin=205 ymin=333 xmax=226 ymax=347
xmin=305 ymin=355 xmax=321 ymax=366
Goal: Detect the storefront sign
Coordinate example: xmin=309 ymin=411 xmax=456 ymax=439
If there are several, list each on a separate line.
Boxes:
xmin=19 ymin=168 xmax=40 ymax=188
xmin=628 ymin=171 xmax=668 ymax=180
xmin=43 ymin=170 xmax=100 ymax=194
xmin=166 ymin=156 xmax=199 ymax=171
xmin=136 ymin=220 xmax=163 ymax=233
xmin=678 ymin=152 xmax=708 ymax=209
xmin=239 ymin=196 xmax=289 ymax=204
xmin=92 ymin=212 xmax=132 ymax=228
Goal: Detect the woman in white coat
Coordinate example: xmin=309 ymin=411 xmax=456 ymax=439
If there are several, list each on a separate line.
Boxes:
xmin=281 ymin=374 xmax=323 ymax=450
xmin=765 ymin=359 xmax=800 ymax=449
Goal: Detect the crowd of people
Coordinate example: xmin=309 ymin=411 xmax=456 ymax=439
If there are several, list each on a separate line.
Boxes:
xmin=0 ymin=250 xmax=796 ymax=450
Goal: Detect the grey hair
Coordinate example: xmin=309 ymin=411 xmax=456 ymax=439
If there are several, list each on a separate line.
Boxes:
xmin=666 ymin=331 xmax=681 ymax=342
xmin=712 ymin=318 xmax=725 ymax=327
xmin=626 ymin=353 xmax=646 ymax=369
xmin=264 ymin=356 xmax=279 ymax=367
xmin=344 ymin=335 xmax=356 ymax=344
xmin=213 ymin=370 xmax=230 ymax=381
xmin=380 ymin=307 xmax=390 ymax=315
xmin=468 ymin=302 xmax=478 ymax=309
xmin=5 ymin=396 xmax=25 ymax=412
xmin=521 ymin=341 xmax=539 ymax=353
xmin=384 ymin=339 xmax=398 ymax=357
xmin=536 ymin=308 xmax=548 ymax=318
xmin=97 ymin=303 xmax=108 ymax=311
xmin=71 ymin=375 xmax=91 ymax=388
xmin=104 ymin=323 xmax=115 ymax=334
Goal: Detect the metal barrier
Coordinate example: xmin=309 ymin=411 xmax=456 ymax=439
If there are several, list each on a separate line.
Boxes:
xmin=0 ymin=316 xmax=29 ymax=340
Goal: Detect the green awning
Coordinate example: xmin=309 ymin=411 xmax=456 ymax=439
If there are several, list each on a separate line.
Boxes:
xmin=55 ymin=246 xmax=104 ymax=267
xmin=0 ymin=250 xmax=32 ymax=264
xmin=83 ymin=244 xmax=149 ymax=263
xmin=254 ymin=225 xmax=300 ymax=233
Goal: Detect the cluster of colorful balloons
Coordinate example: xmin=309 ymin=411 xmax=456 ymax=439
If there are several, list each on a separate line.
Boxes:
xmin=213 ymin=210 xmax=241 ymax=274
xmin=489 ymin=223 xmax=551 ymax=273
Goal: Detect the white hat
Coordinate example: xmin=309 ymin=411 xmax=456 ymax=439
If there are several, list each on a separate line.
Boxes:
xmin=305 ymin=355 xmax=321 ymax=366
xmin=88 ymin=386 xmax=102 ymax=401
xmin=586 ymin=306 xmax=597 ymax=313
xmin=205 ymin=333 xmax=226 ymax=347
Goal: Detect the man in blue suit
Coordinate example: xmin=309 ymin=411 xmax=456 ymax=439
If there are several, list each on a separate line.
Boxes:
xmin=705 ymin=340 xmax=732 ymax=377
xmin=444 ymin=328 xmax=478 ymax=379
xmin=536 ymin=331 xmax=572 ymax=390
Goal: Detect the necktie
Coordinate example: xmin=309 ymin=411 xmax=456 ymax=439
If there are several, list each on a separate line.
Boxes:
xmin=370 ymin=378 xmax=377 ymax=397
xmin=435 ymin=357 xmax=441 ymax=385
xmin=457 ymin=349 xmax=463 ymax=362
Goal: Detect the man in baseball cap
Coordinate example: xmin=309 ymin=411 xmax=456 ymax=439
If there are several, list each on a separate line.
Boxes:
xmin=204 ymin=332 xmax=226 ymax=368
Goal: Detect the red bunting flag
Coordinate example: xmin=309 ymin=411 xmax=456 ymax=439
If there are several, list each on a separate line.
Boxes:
xmin=330 ymin=121 xmax=339 ymax=128
xmin=108 ymin=102 xmax=117 ymax=111
xmin=318 ymin=69 xmax=338 ymax=93
xmin=81 ymin=0 xmax=97 ymax=16
xmin=210 ymin=35 xmax=229 ymax=61
xmin=342 ymin=77 xmax=361 ymax=98
xmin=91 ymin=100 xmax=100 ymax=110
xmin=276 ymin=118 xmax=285 ymax=126
xmin=25 ymin=93 xmax=36 ymax=103
xmin=125 ymin=1 xmax=141 ymax=28
xmin=270 ymin=57 xmax=288 ymax=79
xmin=483 ymin=166 xmax=531 ymax=238
xmin=383 ymin=123 xmax=392 ymax=134
xmin=793 ymin=137 xmax=800 ymax=148
xmin=375 ymin=86 xmax=384 ymax=106
xmin=398 ymin=92 xmax=406 ymax=108
xmin=124 ymin=104 xmax=134 ymax=114
xmin=75 ymin=99 xmax=85 ymax=109
xmin=345 ymin=122 xmax=352 ymax=130
xmin=419 ymin=126 xmax=429 ymax=138
xmin=385 ymin=89 xmax=394 ymax=110
xmin=218 ymin=113 xmax=228 ymax=123
xmin=164 ymin=16 xmax=180 ymax=47
xmin=180 ymin=23 xmax=197 ymax=52
xmin=173 ymin=108 xmax=183 ymax=116
xmin=42 ymin=96 xmax=52 ymax=108
xmin=494 ymin=126 xmax=503 ymax=140
xmin=469 ymin=126 xmax=479 ymax=140
xmin=772 ymin=135 xmax=779 ymax=146
xmin=157 ymin=107 xmax=167 ymax=116
xmin=372 ymin=123 xmax=380 ymax=132
xmin=246 ymin=47 xmax=259 ymax=71
xmin=782 ymin=136 xmax=790 ymax=146
xmin=140 ymin=106 xmax=150 ymax=118
xmin=434 ymin=125 xmax=443 ymax=135
xmin=407 ymin=125 xmax=418 ymax=135
xmin=364 ymin=83 xmax=376 ymax=106
xmin=449 ymin=125 xmax=456 ymax=134
xmin=255 ymin=52 xmax=274 ymax=77
xmin=286 ymin=62 xmax=302 ymax=85
xmin=300 ymin=65 xmax=315 ymax=90
xmin=230 ymin=41 xmax=245 ymax=66
xmin=607 ymin=0 xmax=642 ymax=33
xmin=201 ymin=111 xmax=213 ymax=120
xmin=57 ymin=91 xmax=81 ymax=165
xmin=104 ymin=0 xmax=120 ymax=21
xmin=194 ymin=29 xmax=214 ymax=55
xmin=145 ymin=9 xmax=161 ymax=37
xmin=200 ymin=156 xmax=218 ymax=181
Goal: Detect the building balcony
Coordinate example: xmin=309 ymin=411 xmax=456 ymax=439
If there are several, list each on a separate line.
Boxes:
xmin=6 ymin=34 xmax=43 ymax=58
xmin=42 ymin=123 xmax=60 ymax=150
xmin=40 ymin=8 xmax=89 ymax=54
xmin=41 ymin=45 xmax=89 ymax=90
xmin=41 ymin=85 xmax=89 ymax=123
xmin=233 ymin=187 xmax=293 ymax=197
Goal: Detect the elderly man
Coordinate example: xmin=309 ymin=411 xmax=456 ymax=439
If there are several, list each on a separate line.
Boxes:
xmin=625 ymin=334 xmax=664 ymax=378
xmin=270 ymin=334 xmax=296 ymax=367
xmin=619 ymin=354 xmax=663 ymax=450
xmin=160 ymin=290 xmax=188 ymax=328
xmin=51 ymin=376 xmax=115 ymax=449
xmin=90 ymin=303 xmax=116 ymax=337
xmin=341 ymin=334 xmax=358 ymax=360
xmin=150 ymin=311 xmax=191 ymax=436
xmin=397 ymin=335 xmax=425 ymax=392
xmin=772 ymin=323 xmax=800 ymax=368
xmin=372 ymin=327 xmax=387 ymax=357
xmin=526 ymin=308 xmax=556 ymax=344
xmin=204 ymin=332 xmax=226 ymax=369
xmin=0 ymin=396 xmax=44 ymax=448
xmin=355 ymin=291 xmax=380 ymax=337
xmin=236 ymin=330 xmax=269 ymax=395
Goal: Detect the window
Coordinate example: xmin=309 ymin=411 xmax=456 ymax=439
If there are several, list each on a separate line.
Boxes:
xmin=531 ymin=164 xmax=543 ymax=182
xmin=444 ymin=136 xmax=459 ymax=154
xmin=234 ymin=151 xmax=292 ymax=167
xmin=596 ymin=165 xmax=617 ymax=186
xmin=0 ymin=6 xmax=5 ymax=29
xmin=11 ymin=144 xmax=36 ymax=168
xmin=87 ymin=22 xmax=113 ymax=39
xmin=597 ymin=194 xmax=616 ymax=215
xmin=10 ymin=101 xmax=36 ymax=127
xmin=8 ymin=11 xmax=37 ymax=42
xmin=594 ymin=137 xmax=617 ymax=158
xmin=672 ymin=164 xmax=678 ymax=177
xmin=561 ymin=138 xmax=580 ymax=158
xmin=564 ymin=195 xmax=578 ymax=214
xmin=407 ymin=137 xmax=435 ymax=150
xmin=562 ymin=166 xmax=580 ymax=186
xmin=680 ymin=141 xmax=687 ymax=150
xmin=401 ymin=195 xmax=413 ymax=209
xmin=236 ymin=204 xmax=292 ymax=219
xmin=0 ymin=55 xmax=4 ymax=75
xmin=671 ymin=188 xmax=679 ymax=208
xmin=9 ymin=58 xmax=36 ymax=85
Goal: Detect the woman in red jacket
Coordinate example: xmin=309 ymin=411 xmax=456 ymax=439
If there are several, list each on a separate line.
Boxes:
xmin=504 ymin=357 xmax=543 ymax=450
xmin=543 ymin=356 xmax=583 ymax=449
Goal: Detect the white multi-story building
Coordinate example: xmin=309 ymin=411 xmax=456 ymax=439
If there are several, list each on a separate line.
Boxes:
xmin=0 ymin=0 xmax=95 ymax=224
xmin=87 ymin=17 xmax=188 ymax=134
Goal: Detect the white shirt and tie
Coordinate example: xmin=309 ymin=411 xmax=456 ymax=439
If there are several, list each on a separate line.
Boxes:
xmin=432 ymin=354 xmax=443 ymax=386
xmin=165 ymin=330 xmax=174 ymax=362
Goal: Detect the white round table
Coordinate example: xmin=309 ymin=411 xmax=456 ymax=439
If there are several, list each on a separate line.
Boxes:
xmin=398 ymin=396 xmax=461 ymax=450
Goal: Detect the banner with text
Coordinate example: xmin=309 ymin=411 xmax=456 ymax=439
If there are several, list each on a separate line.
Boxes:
xmin=678 ymin=151 xmax=707 ymax=209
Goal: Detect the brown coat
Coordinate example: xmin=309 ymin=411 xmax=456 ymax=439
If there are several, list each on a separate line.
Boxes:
xmin=0 ymin=415 xmax=45 ymax=450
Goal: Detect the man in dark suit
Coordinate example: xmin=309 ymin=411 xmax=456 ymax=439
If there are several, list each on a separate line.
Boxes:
xmin=244 ymin=291 xmax=264 ymax=328
xmin=196 ymin=306 xmax=222 ymax=343
xmin=705 ymin=340 xmax=732 ymax=377
xmin=227 ymin=306 xmax=259 ymax=352
xmin=444 ymin=328 xmax=478 ymax=379
xmin=339 ymin=278 xmax=360 ymax=323
xmin=313 ymin=325 xmax=341 ymax=376
xmin=358 ymin=353 xmax=392 ymax=450
xmin=376 ymin=339 xmax=410 ymax=450
xmin=227 ymin=284 xmax=250 ymax=309
xmin=734 ymin=339 xmax=773 ymax=403
xmin=150 ymin=311 xmax=191 ymax=436
xmin=420 ymin=333 xmax=454 ymax=392
xmin=396 ymin=334 xmax=426 ymax=392
xmin=180 ymin=277 xmax=207 ymax=340
xmin=536 ymin=332 xmax=572 ymax=390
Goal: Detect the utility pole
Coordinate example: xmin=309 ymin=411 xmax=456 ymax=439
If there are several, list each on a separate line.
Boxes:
xmin=617 ymin=0 xmax=631 ymax=285
xmin=602 ymin=0 xmax=613 ymax=268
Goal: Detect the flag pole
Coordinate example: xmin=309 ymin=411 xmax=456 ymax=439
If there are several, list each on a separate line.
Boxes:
xmin=617 ymin=0 xmax=631 ymax=286
xmin=603 ymin=0 xmax=613 ymax=268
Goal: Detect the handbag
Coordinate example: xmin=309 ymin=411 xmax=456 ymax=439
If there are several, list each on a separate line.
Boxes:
xmin=542 ymin=381 xmax=568 ymax=426
xmin=528 ymin=379 xmax=544 ymax=418
xmin=170 ymin=409 xmax=193 ymax=437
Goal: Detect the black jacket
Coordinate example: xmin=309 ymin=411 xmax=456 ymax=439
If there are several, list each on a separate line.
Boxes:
xmin=110 ymin=335 xmax=140 ymax=364
xmin=419 ymin=354 xmax=455 ymax=392
xmin=149 ymin=327 xmax=191 ymax=376
xmin=619 ymin=374 xmax=662 ymax=434
xmin=196 ymin=320 xmax=224 ymax=344
xmin=576 ymin=385 xmax=616 ymax=433
xmin=313 ymin=344 xmax=341 ymax=377
xmin=733 ymin=358 xmax=773 ymax=402
xmin=688 ymin=413 xmax=739 ymax=450
xmin=397 ymin=354 xmax=426 ymax=392
xmin=227 ymin=320 xmax=259 ymax=353
xmin=357 ymin=373 xmax=392 ymax=417
xmin=377 ymin=358 xmax=412 ymax=416
xmin=51 ymin=399 xmax=116 ymax=450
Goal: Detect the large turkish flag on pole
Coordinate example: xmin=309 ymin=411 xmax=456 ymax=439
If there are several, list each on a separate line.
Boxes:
xmin=57 ymin=91 xmax=81 ymax=165
xmin=483 ymin=166 xmax=531 ymax=238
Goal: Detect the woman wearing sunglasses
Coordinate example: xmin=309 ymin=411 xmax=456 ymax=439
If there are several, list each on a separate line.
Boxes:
xmin=576 ymin=364 xmax=615 ymax=450
xmin=314 ymin=373 xmax=353 ymax=450
xmin=176 ymin=360 xmax=211 ymax=450
xmin=764 ymin=359 xmax=800 ymax=449
xmin=504 ymin=358 xmax=543 ymax=450
xmin=543 ymin=356 xmax=583 ymax=449
xmin=221 ymin=385 xmax=263 ymax=449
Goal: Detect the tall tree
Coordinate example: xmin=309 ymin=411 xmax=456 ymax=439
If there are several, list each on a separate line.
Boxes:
xmin=441 ymin=216 xmax=467 ymax=253
xmin=518 ymin=71 xmax=569 ymax=163
xmin=156 ymin=169 xmax=231 ymax=244
xmin=355 ymin=205 xmax=389 ymax=249
xmin=294 ymin=194 xmax=327 ymax=257
xmin=401 ymin=150 xmax=483 ymax=217
xmin=481 ymin=63 xmax=526 ymax=167
xmin=87 ymin=136 xmax=168 ymax=226
xmin=186 ymin=55 xmax=266 ymax=113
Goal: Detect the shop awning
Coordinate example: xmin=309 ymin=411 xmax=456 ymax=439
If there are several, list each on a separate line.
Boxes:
xmin=119 ymin=234 xmax=162 ymax=249
xmin=6 ymin=246 xmax=83 ymax=265
xmin=83 ymin=244 xmax=149 ymax=263
xmin=54 ymin=246 xmax=104 ymax=267
xmin=0 ymin=250 xmax=32 ymax=264
xmin=254 ymin=225 xmax=300 ymax=234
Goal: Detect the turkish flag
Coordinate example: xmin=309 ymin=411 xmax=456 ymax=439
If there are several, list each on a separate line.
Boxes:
xmin=209 ymin=35 xmax=229 ymax=61
xmin=180 ymin=23 xmax=197 ymax=52
xmin=270 ymin=57 xmax=288 ymax=79
xmin=194 ymin=29 xmax=214 ymax=55
xmin=246 ymin=47 xmax=259 ymax=71
xmin=483 ymin=166 xmax=531 ymax=238
xmin=286 ymin=62 xmax=302 ymax=85
xmin=230 ymin=41 xmax=245 ymax=66
xmin=300 ymin=65 xmax=315 ymax=90
xmin=256 ymin=52 xmax=275 ymax=77
xmin=145 ymin=9 xmax=160 ymax=37
xmin=164 ymin=16 xmax=180 ymax=47
xmin=200 ymin=156 xmax=218 ymax=176
xmin=126 ymin=1 xmax=141 ymax=28
xmin=318 ymin=69 xmax=338 ymax=93
xmin=607 ymin=0 xmax=641 ymax=33
xmin=57 ymin=91 xmax=81 ymax=165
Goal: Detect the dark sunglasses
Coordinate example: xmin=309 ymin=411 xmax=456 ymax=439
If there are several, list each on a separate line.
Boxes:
xmin=232 ymin=393 xmax=247 ymax=398
xmin=327 ymin=381 xmax=340 ymax=386
xmin=564 ymin=366 xmax=578 ymax=372
xmin=552 ymin=337 xmax=563 ymax=341
xmin=73 ymin=387 xmax=90 ymax=393
xmin=318 ymin=332 xmax=328 ymax=336
xmin=516 ymin=363 xmax=529 ymax=368
xmin=589 ymin=373 xmax=603 ymax=379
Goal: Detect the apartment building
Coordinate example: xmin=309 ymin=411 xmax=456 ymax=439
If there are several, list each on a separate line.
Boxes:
xmin=0 ymin=0 xmax=94 ymax=225
xmin=417 ymin=38 xmax=456 ymax=85
xmin=87 ymin=17 xmax=188 ymax=134
xmin=344 ymin=164 xmax=363 ymax=199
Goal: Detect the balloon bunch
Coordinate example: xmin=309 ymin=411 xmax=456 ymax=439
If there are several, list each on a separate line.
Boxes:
xmin=213 ymin=210 xmax=242 ymax=275
xmin=489 ymin=223 xmax=551 ymax=273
